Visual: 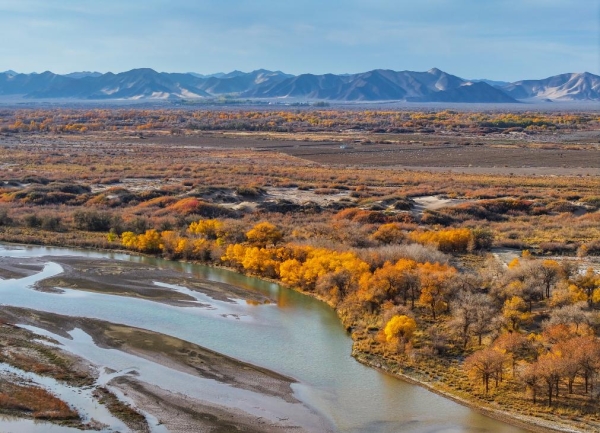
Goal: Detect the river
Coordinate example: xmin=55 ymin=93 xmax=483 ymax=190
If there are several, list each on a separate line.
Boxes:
xmin=0 ymin=243 xmax=528 ymax=433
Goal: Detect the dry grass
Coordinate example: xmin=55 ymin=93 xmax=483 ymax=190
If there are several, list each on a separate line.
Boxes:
xmin=0 ymin=380 xmax=78 ymax=420
xmin=0 ymin=111 xmax=598 ymax=432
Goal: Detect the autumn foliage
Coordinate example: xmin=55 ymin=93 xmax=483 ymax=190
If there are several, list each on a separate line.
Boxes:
xmin=1 ymin=106 xmax=600 ymax=429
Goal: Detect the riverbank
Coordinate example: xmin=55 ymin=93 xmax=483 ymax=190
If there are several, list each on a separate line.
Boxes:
xmin=1 ymin=240 xmax=596 ymax=433
xmin=191 ymin=261 xmax=600 ymax=433
xmin=353 ymin=353 xmax=590 ymax=433
xmin=32 ymin=255 xmax=274 ymax=305
xmin=294 ymin=279 xmax=600 ymax=433
xmin=0 ymin=253 xmax=334 ymax=433
xmin=0 ymin=307 xmax=333 ymax=432
xmin=0 ymin=317 xmax=147 ymax=431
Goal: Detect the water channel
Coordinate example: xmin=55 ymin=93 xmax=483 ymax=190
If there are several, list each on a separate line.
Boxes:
xmin=0 ymin=243 xmax=528 ymax=433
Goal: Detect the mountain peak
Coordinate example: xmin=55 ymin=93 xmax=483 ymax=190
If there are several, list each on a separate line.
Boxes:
xmin=501 ymin=71 xmax=600 ymax=101
xmin=63 ymin=71 xmax=102 ymax=79
xmin=0 ymin=68 xmax=596 ymax=102
xmin=123 ymin=68 xmax=159 ymax=75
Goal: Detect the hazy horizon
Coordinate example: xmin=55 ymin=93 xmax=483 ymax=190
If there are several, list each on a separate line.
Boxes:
xmin=2 ymin=67 xmax=599 ymax=83
xmin=0 ymin=0 xmax=598 ymax=81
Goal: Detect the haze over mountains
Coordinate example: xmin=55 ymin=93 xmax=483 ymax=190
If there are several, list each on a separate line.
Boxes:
xmin=0 ymin=68 xmax=598 ymax=103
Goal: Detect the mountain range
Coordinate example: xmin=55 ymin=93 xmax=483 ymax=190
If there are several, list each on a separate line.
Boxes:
xmin=0 ymin=68 xmax=598 ymax=103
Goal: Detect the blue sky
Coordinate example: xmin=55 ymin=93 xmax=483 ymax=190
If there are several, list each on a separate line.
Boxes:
xmin=0 ymin=0 xmax=597 ymax=80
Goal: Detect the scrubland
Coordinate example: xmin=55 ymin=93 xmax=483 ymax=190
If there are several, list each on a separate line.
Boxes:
xmin=1 ymin=108 xmax=599 ymax=431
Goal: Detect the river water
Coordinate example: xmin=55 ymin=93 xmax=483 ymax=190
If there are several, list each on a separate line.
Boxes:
xmin=0 ymin=244 xmax=528 ymax=433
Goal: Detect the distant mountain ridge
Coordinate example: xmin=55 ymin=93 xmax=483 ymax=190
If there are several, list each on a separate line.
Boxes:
xmin=0 ymin=67 xmax=598 ymax=103
xmin=501 ymin=73 xmax=600 ymax=101
xmin=62 ymin=71 xmax=103 ymax=79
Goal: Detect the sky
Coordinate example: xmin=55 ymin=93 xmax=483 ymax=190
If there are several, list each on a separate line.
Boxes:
xmin=0 ymin=0 xmax=598 ymax=81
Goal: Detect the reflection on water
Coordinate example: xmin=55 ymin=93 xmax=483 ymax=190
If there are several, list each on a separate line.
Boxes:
xmin=0 ymin=244 xmax=528 ymax=433
xmin=0 ymin=416 xmax=85 ymax=433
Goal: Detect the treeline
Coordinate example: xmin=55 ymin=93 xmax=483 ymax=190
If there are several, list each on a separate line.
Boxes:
xmin=1 ymin=109 xmax=598 ymax=134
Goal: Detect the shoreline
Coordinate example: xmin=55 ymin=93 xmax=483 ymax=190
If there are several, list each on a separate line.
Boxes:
xmin=0 ymin=307 xmax=334 ymax=433
xmin=0 ymin=239 xmax=593 ymax=433
xmin=353 ymin=354 xmax=583 ymax=433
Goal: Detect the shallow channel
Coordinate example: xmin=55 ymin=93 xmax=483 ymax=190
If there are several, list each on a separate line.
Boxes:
xmin=0 ymin=243 xmax=528 ymax=433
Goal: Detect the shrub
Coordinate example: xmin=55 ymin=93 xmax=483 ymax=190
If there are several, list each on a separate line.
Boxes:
xmin=126 ymin=217 xmax=150 ymax=234
xmin=73 ymin=210 xmax=115 ymax=232
xmin=40 ymin=215 xmax=62 ymax=231
xmin=538 ymin=242 xmax=577 ymax=255
xmin=546 ymin=200 xmax=578 ymax=214
xmin=581 ymin=196 xmax=600 ymax=209
xmin=236 ymin=186 xmax=265 ymax=197
xmin=23 ymin=214 xmax=42 ymax=228
xmin=409 ymin=228 xmax=473 ymax=253
xmin=0 ymin=208 xmax=12 ymax=226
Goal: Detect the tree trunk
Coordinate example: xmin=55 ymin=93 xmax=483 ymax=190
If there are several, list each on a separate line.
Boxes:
xmin=548 ymin=383 xmax=553 ymax=407
xmin=568 ymin=378 xmax=574 ymax=394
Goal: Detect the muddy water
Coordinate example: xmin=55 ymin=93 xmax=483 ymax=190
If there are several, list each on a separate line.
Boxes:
xmin=0 ymin=244 xmax=529 ymax=433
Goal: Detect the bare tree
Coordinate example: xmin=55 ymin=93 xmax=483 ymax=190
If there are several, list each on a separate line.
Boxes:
xmin=539 ymin=260 xmax=563 ymax=299
xmin=494 ymin=332 xmax=532 ymax=377
xmin=521 ymin=362 xmax=542 ymax=404
xmin=450 ymin=292 xmax=497 ymax=349
xmin=535 ymin=355 xmax=563 ymax=407
xmin=464 ymin=348 xmax=506 ymax=394
xmin=545 ymin=302 xmax=591 ymax=331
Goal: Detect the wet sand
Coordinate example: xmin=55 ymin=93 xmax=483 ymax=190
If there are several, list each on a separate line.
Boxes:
xmin=115 ymin=377 xmax=307 ymax=433
xmin=0 ymin=254 xmax=324 ymax=431
xmin=0 ymin=307 xmax=329 ymax=433
xmin=0 ymin=257 xmax=45 ymax=280
xmin=20 ymin=256 xmax=274 ymax=306
xmin=0 ymin=317 xmax=139 ymax=431
xmin=5 ymin=308 xmax=298 ymax=401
